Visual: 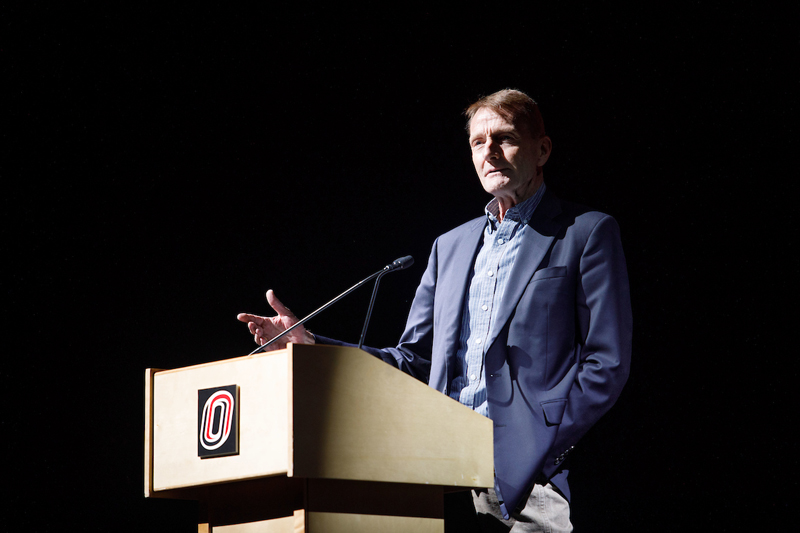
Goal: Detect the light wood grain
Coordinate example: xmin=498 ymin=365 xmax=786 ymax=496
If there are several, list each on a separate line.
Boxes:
xmin=152 ymin=350 xmax=291 ymax=491
xmin=290 ymin=344 xmax=493 ymax=488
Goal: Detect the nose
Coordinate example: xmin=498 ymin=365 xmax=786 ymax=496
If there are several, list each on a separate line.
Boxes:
xmin=484 ymin=137 xmax=500 ymax=159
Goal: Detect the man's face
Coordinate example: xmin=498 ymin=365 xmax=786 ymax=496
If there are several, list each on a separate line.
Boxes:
xmin=468 ymin=108 xmax=550 ymax=202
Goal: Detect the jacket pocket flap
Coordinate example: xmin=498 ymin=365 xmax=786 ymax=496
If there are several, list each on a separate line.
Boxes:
xmin=532 ymin=266 xmax=567 ymax=281
xmin=540 ymin=399 xmax=568 ymax=426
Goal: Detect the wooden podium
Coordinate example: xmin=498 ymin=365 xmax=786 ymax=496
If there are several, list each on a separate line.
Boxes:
xmin=145 ymin=343 xmax=493 ymax=532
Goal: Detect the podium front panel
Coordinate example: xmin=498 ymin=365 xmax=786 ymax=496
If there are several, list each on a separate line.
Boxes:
xmin=151 ymin=350 xmax=291 ymax=491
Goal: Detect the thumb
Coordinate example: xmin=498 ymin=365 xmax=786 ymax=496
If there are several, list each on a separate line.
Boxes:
xmin=266 ymin=289 xmax=294 ymax=317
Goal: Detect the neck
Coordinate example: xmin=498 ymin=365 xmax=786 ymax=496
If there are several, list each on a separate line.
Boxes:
xmin=495 ymin=175 xmax=543 ymax=222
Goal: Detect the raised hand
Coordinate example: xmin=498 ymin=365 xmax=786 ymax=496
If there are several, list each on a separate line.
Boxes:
xmin=237 ymin=290 xmax=315 ymax=351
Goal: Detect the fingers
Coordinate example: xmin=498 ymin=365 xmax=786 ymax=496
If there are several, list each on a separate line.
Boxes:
xmin=249 ymin=321 xmax=269 ymax=345
xmin=237 ymin=313 xmax=269 ymax=333
xmin=238 ymin=290 xmax=296 ymax=348
xmin=266 ymin=289 xmax=295 ymax=317
xmin=237 ymin=312 xmax=262 ymax=324
xmin=236 ymin=314 xmax=263 ymax=334
xmin=237 ymin=313 xmax=266 ymax=344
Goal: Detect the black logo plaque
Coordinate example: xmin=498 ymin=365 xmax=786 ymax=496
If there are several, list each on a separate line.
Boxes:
xmin=198 ymin=384 xmax=239 ymax=458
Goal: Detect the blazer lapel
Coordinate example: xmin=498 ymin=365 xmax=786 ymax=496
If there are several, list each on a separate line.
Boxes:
xmin=437 ymin=217 xmax=486 ymax=366
xmin=486 ymin=190 xmax=563 ymax=349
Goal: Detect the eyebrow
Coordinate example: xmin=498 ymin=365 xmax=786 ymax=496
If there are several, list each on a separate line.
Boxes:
xmin=469 ymin=128 xmax=520 ymax=142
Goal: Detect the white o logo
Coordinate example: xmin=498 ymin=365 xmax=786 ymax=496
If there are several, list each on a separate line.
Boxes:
xmin=199 ymin=390 xmax=234 ymax=450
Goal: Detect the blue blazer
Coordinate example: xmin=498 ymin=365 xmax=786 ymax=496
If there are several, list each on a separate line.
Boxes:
xmin=319 ymin=189 xmax=632 ymax=518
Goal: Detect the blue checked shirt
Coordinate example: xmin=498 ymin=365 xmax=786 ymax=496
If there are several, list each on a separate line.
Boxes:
xmin=449 ymin=184 xmax=547 ymax=416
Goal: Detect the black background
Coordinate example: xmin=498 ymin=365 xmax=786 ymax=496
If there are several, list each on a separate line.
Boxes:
xmin=4 ymin=3 xmax=796 ymax=531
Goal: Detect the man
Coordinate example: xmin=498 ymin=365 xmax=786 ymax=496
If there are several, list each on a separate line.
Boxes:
xmin=238 ymin=89 xmax=632 ymax=532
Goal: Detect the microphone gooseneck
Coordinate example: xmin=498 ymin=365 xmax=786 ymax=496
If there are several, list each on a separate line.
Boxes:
xmin=249 ymin=256 xmax=414 ymax=355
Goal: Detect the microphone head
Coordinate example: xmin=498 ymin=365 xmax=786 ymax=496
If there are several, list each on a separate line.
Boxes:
xmin=388 ymin=255 xmax=414 ymax=271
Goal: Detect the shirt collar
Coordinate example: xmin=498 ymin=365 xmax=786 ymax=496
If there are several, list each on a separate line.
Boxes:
xmin=484 ymin=182 xmax=547 ymax=230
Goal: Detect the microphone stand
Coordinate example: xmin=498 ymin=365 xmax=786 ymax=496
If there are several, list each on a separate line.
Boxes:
xmin=248 ymin=256 xmax=413 ymax=355
xmin=358 ymin=271 xmax=387 ymax=350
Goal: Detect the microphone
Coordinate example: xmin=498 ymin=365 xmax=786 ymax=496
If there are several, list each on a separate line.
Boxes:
xmin=385 ymin=255 xmax=414 ymax=272
xmin=249 ymin=256 xmax=414 ymax=355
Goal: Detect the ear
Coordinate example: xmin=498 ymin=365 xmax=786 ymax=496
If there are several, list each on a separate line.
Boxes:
xmin=537 ymin=135 xmax=553 ymax=166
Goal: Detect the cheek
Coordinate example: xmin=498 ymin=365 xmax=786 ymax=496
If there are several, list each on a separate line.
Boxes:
xmin=504 ymin=148 xmax=520 ymax=167
xmin=472 ymin=153 xmax=483 ymax=171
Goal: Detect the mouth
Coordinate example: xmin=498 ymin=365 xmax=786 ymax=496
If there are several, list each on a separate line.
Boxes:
xmin=486 ymin=168 xmax=507 ymax=177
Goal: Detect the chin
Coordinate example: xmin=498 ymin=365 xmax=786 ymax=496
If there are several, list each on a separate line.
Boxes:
xmin=481 ymin=179 xmax=510 ymax=195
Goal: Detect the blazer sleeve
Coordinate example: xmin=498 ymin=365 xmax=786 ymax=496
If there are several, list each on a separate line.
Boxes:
xmin=544 ymin=214 xmax=632 ymax=476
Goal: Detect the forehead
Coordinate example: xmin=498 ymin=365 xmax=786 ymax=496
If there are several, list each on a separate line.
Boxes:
xmin=468 ymin=108 xmax=518 ymax=137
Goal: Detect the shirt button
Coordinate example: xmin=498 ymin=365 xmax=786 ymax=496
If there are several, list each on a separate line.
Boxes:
xmin=475 ymin=338 xmax=482 ymax=345
xmin=498 ymin=238 xmax=505 ymax=244
xmin=487 ymin=270 xmax=494 ymax=277
xmin=481 ymin=304 xmax=488 ymax=311
xmin=470 ymin=374 xmax=477 ymax=381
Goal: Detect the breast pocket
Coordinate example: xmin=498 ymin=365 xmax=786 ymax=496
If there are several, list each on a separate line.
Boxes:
xmin=531 ymin=266 xmax=567 ymax=282
xmin=508 ymin=265 xmax=576 ymax=386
